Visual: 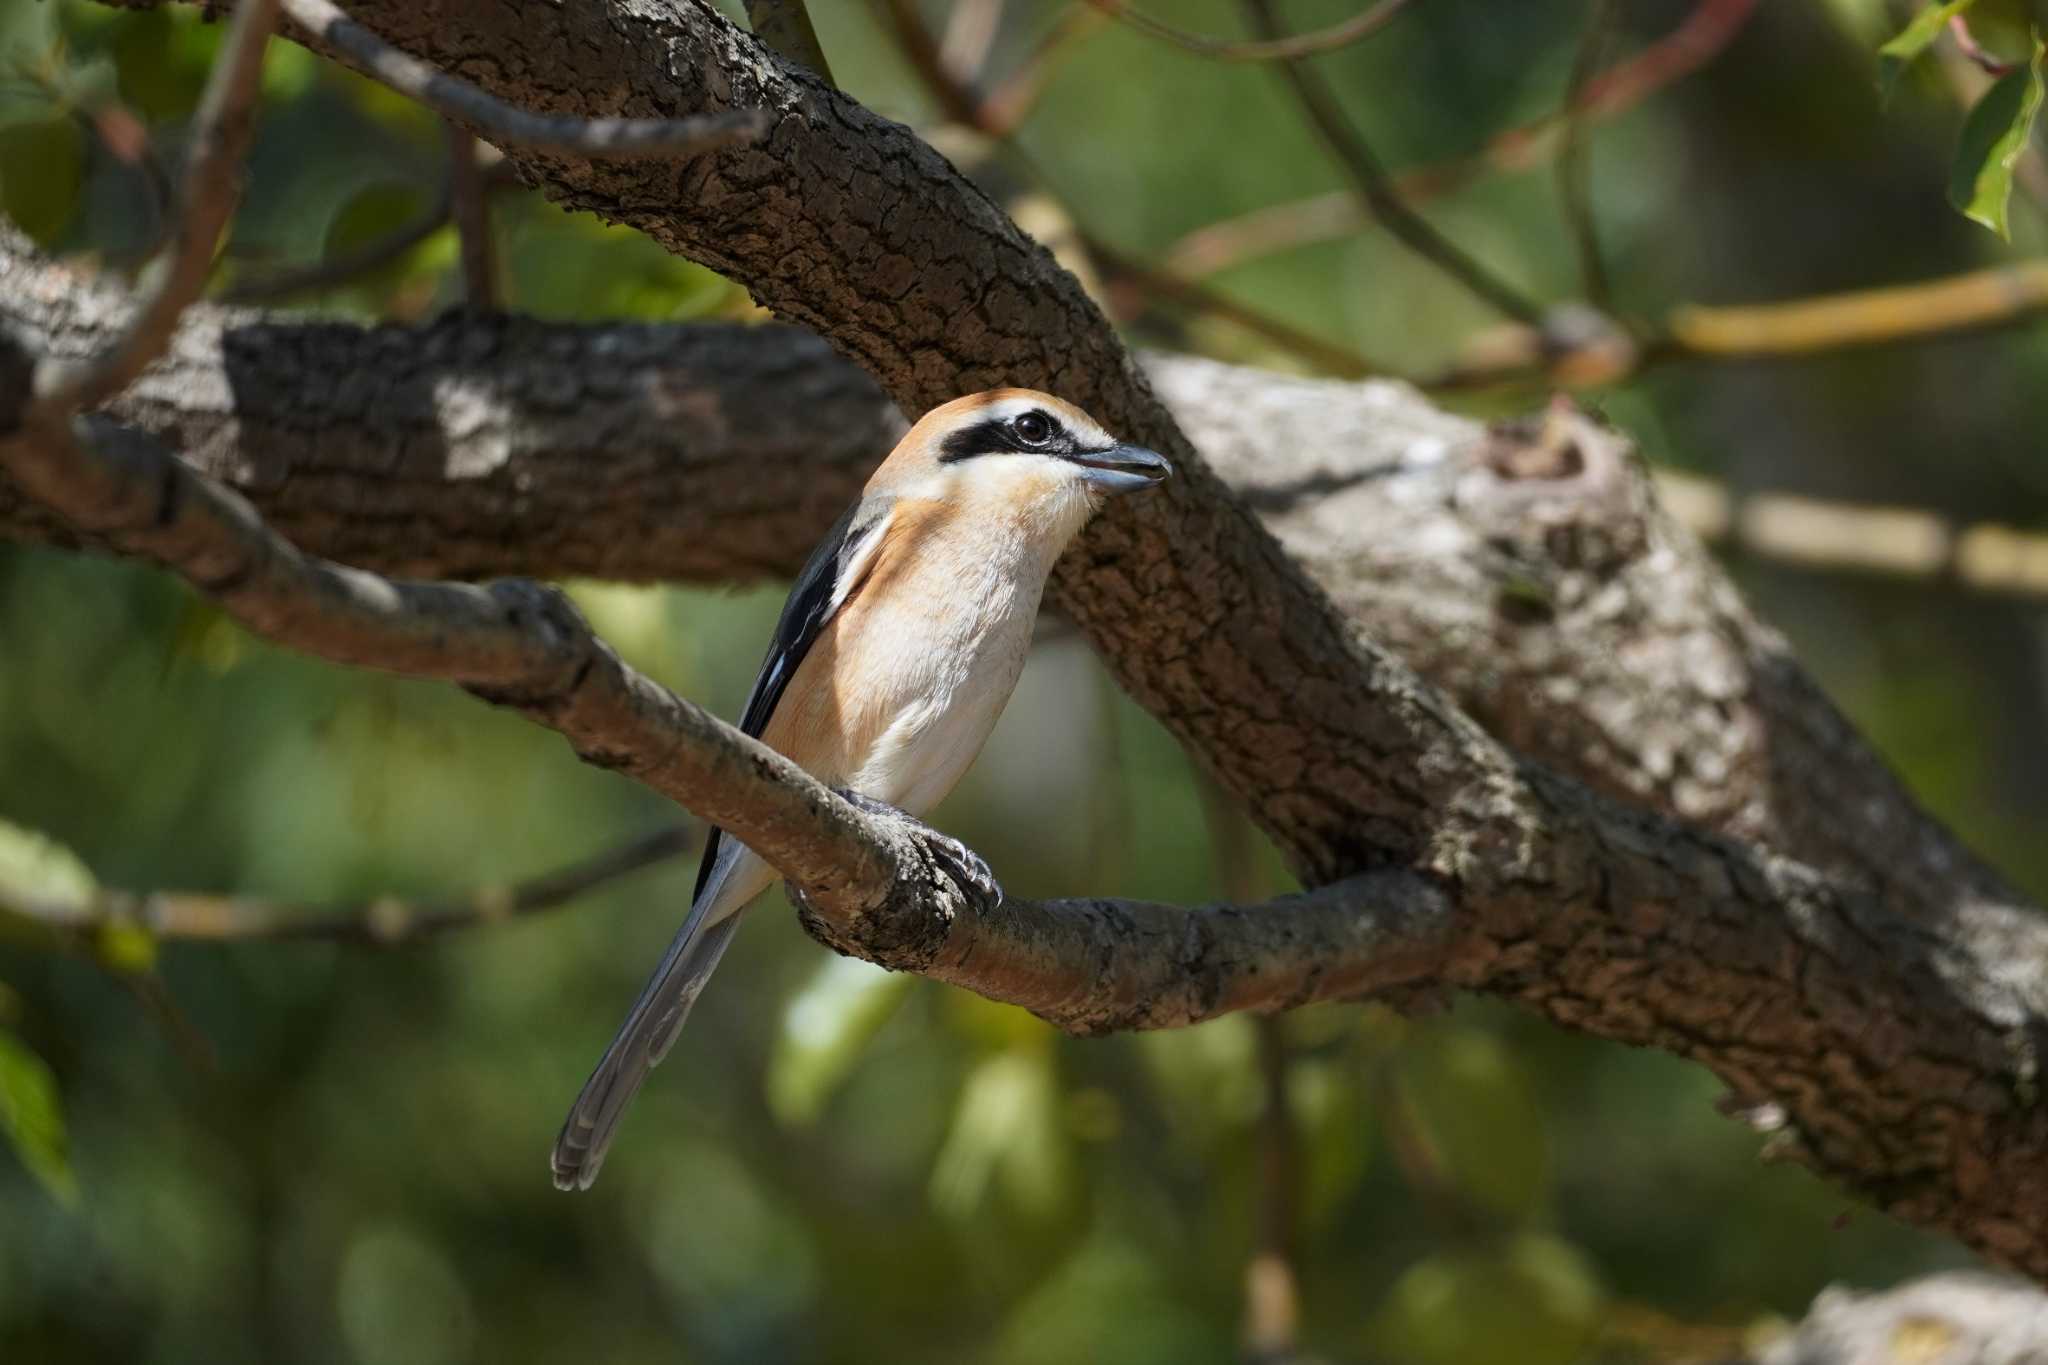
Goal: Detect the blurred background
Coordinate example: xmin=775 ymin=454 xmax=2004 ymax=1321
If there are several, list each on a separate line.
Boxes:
xmin=3 ymin=0 xmax=2046 ymax=1360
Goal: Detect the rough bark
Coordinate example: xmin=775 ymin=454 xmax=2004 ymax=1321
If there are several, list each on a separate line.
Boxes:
xmin=12 ymin=245 xmax=2048 ymax=1277
xmin=103 ymin=0 xmax=1478 ymax=895
xmin=1 ymin=237 xmax=2014 ymax=927
xmin=31 ymin=3 xmax=2048 ymax=1274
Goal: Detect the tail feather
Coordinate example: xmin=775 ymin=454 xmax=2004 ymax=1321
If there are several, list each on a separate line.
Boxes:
xmin=551 ymin=909 xmax=741 ymax=1191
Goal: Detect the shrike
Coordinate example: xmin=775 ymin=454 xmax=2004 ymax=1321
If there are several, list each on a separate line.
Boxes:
xmin=552 ymin=389 xmax=1170 ymax=1189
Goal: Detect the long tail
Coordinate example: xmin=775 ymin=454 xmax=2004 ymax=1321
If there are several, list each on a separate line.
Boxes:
xmin=550 ymin=848 xmax=755 ymax=1191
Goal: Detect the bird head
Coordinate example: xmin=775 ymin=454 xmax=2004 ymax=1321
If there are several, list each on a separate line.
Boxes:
xmin=872 ymin=389 xmax=1172 ymax=549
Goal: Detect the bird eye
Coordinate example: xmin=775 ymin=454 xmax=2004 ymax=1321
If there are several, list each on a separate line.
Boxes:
xmin=1012 ymin=410 xmax=1057 ymax=447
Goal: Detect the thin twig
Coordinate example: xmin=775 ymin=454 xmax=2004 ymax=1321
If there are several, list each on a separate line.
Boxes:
xmin=977 ymin=5 xmax=1108 ymax=138
xmin=939 ymin=0 xmax=1007 ymax=81
xmin=1654 ymin=470 xmax=2048 ymax=601
xmin=1162 ymin=0 xmax=1760 ymax=279
xmin=869 ymin=0 xmax=1372 ymax=376
xmin=1556 ymin=0 xmax=1618 ymax=308
xmin=218 ymin=193 xmax=450 ymax=303
xmin=31 ymin=0 xmax=282 ymax=414
xmin=1089 ymin=233 xmax=1380 ymax=377
xmin=1241 ymin=0 xmax=1546 ymax=325
xmin=1661 ymin=260 xmax=2048 ymax=357
xmin=1085 ymin=0 xmax=1411 ymax=62
xmin=1245 ymin=1016 xmax=1303 ymax=1364
xmin=0 ymin=824 xmax=697 ymax=946
xmin=1949 ymin=15 xmax=2020 ymax=78
xmin=279 ymin=0 xmax=771 ymax=158
xmin=877 ymin=0 xmax=985 ymax=127
xmin=220 ymin=153 xmax=516 ymax=305
xmin=447 ymin=124 xmax=499 ymax=309
xmin=1418 ymin=259 xmax=2048 ymax=390
xmin=1196 ymin=773 xmax=1305 ymax=1364
xmin=743 ymin=0 xmax=837 ymax=83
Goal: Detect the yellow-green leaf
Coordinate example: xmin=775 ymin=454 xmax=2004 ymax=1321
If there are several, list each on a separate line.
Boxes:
xmin=1880 ymin=0 xmax=1981 ymax=100
xmin=1395 ymin=1026 xmax=1550 ymax=1221
xmin=1949 ymin=35 xmax=2047 ymax=238
xmin=0 ymin=1030 xmax=77 ymax=1206
xmin=929 ymin=1049 xmax=1073 ymax=1222
xmin=0 ymin=819 xmax=96 ymax=908
xmin=1371 ymin=1233 xmax=1602 ymax=1365
xmin=766 ymin=956 xmax=913 ymax=1127
xmin=0 ymin=117 xmax=84 ymax=246
xmin=94 ymin=919 xmax=158 ymax=976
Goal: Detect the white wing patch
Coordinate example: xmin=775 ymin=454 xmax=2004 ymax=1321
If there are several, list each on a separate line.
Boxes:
xmin=828 ymin=503 xmax=892 ymax=616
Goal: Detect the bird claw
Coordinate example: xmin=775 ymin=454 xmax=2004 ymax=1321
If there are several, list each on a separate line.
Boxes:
xmin=834 ymin=788 xmax=1004 ymax=909
xmin=923 ymin=830 xmax=1003 ymax=909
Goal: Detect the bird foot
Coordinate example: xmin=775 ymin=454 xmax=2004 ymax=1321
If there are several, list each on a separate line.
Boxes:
xmin=835 ymin=789 xmax=1004 ymax=909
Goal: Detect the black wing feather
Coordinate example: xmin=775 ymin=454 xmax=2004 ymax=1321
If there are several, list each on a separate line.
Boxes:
xmin=690 ymin=495 xmax=892 ymax=900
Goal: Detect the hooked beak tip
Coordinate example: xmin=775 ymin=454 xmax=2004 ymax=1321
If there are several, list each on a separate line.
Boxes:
xmin=1073 ymin=443 xmax=1172 ymax=493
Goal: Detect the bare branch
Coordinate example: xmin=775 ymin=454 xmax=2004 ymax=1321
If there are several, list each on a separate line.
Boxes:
xmin=1556 ymin=0 xmax=1618 ymax=308
xmin=1662 ymin=258 xmax=2048 ymax=357
xmin=1950 ymin=15 xmax=2021 ymax=78
xmin=743 ymin=0 xmax=836 ymax=83
xmin=977 ymin=5 xmax=1107 ymax=138
xmin=1240 ymin=0 xmax=1547 ymax=326
xmin=217 ymin=193 xmax=449 ymax=303
xmin=447 ymin=125 xmax=499 ymax=310
xmin=1083 ymin=0 xmax=1411 ymax=63
xmin=0 ymin=331 xmax=1454 ymax=1032
xmin=938 ymin=0 xmax=1006 ymax=81
xmin=1161 ymin=0 xmax=1762 ymax=279
xmin=1198 ymin=772 xmax=1307 ymax=1364
xmin=0 ymin=825 xmax=697 ymax=947
xmin=276 ymin=0 xmax=771 ymax=159
xmin=1088 ymin=233 xmax=1381 ymax=377
xmin=864 ymin=2 xmax=1376 ymax=378
xmin=30 ymin=1 xmax=2048 ymax=1270
xmin=31 ymin=0 xmax=281 ymax=415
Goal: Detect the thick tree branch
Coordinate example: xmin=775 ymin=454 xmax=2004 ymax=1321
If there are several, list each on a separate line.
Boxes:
xmin=10 ymin=254 xmax=2048 ymax=1274
xmin=42 ymin=1 xmax=2048 ymax=1271
xmin=0 ymin=323 xmax=1455 ymax=1032
xmin=276 ymin=0 xmax=772 ymax=159
xmin=0 ymin=236 xmax=2015 ymax=915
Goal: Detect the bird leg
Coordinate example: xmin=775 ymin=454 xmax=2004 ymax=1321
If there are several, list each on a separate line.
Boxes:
xmin=833 ymin=788 xmax=1004 ymax=910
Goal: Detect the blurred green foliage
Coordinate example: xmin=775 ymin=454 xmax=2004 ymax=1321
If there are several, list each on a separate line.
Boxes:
xmin=4 ymin=0 xmax=2045 ymax=1360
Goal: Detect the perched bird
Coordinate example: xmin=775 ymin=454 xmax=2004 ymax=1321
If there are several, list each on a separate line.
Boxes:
xmin=552 ymin=389 xmax=1170 ymax=1190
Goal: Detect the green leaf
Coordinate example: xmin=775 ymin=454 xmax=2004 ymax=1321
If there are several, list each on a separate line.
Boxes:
xmin=1370 ymin=1233 xmax=1601 ymax=1365
xmin=929 ymin=1047 xmax=1073 ymax=1223
xmin=766 ymin=956 xmax=913 ymax=1126
xmin=0 ymin=1030 xmax=77 ymax=1206
xmin=1949 ymin=35 xmax=2047 ymax=239
xmin=1879 ymin=0 xmax=1981 ymax=100
xmin=0 ymin=819 xmax=96 ymax=909
xmin=1395 ymin=1026 xmax=1550 ymax=1221
xmin=0 ymin=116 xmax=84 ymax=246
xmin=160 ymin=595 xmax=247 ymax=681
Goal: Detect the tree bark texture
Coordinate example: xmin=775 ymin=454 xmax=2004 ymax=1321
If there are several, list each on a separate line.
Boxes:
xmin=22 ymin=3 xmax=2048 ymax=1275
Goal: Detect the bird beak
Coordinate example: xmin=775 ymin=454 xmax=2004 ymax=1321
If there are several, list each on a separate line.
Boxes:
xmin=1069 ymin=444 xmax=1172 ymax=494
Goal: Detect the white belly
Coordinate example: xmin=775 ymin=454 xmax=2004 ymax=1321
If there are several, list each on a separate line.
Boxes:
xmin=846 ymin=583 xmax=1038 ymax=817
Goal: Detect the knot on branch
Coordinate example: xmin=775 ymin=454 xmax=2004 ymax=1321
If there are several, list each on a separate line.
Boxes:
xmin=1465 ymin=400 xmax=1650 ymax=585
